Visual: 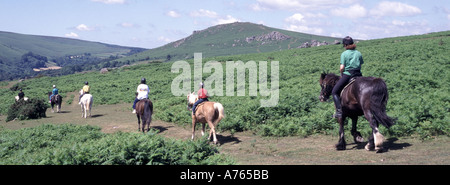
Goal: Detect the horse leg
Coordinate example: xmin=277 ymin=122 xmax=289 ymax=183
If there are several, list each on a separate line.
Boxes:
xmin=364 ymin=111 xmax=384 ymax=152
xmin=137 ymin=114 xmax=141 ymax=132
xmin=191 ymin=116 xmax=196 ymax=140
xmin=350 ymin=117 xmax=364 ymax=143
xmin=80 ymin=104 xmax=84 ymax=118
xmin=89 ymin=101 xmax=92 ymax=117
xmin=336 ymin=116 xmax=346 ymax=150
xmin=201 ymin=123 xmax=206 ymax=137
xmin=207 ymin=120 xmax=218 ymax=145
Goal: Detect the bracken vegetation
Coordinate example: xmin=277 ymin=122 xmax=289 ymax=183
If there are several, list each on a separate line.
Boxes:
xmin=1 ymin=31 xmax=449 ymax=141
xmin=0 ymin=124 xmax=235 ymax=165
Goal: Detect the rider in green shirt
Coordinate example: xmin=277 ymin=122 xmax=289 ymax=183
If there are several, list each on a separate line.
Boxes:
xmin=331 ymin=36 xmax=364 ymax=118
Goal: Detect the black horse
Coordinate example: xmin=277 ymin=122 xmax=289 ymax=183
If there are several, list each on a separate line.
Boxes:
xmin=48 ymin=92 xmax=62 ymax=113
xmin=319 ymin=72 xmax=395 ymax=152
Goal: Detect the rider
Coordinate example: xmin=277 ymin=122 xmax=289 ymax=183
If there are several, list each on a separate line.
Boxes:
xmin=331 ymin=36 xmax=364 ymax=118
xmin=49 ymin=85 xmax=59 ymax=103
xmin=192 ymin=82 xmax=209 ymax=115
xmin=132 ymin=78 xmax=149 ymax=114
xmin=79 ymin=81 xmax=90 ymax=104
xmin=18 ymin=89 xmax=25 ymax=100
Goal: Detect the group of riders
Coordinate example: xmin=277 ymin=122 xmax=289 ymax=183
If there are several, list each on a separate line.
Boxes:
xmin=17 ymin=36 xmax=362 ymax=119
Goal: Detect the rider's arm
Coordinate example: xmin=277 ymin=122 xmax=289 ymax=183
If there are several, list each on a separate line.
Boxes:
xmin=340 ymin=64 xmax=345 ymax=74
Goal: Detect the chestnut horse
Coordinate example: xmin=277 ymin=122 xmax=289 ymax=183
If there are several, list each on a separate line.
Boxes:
xmin=135 ymin=99 xmax=153 ymax=133
xmin=319 ymin=72 xmax=395 ymax=152
xmin=48 ymin=92 xmax=62 ymax=113
xmin=187 ymin=92 xmax=225 ymax=144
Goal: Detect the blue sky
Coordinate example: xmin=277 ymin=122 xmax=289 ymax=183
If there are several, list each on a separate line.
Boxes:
xmin=0 ymin=0 xmax=449 ymax=49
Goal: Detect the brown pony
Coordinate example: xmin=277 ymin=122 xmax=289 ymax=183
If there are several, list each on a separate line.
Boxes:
xmin=48 ymin=92 xmax=62 ymax=113
xmin=319 ymin=72 xmax=395 ymax=152
xmin=187 ymin=92 xmax=225 ymax=144
xmin=135 ymin=99 xmax=153 ymax=133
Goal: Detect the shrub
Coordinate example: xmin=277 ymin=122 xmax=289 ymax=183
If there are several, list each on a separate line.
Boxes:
xmin=6 ymin=98 xmax=49 ymax=122
xmin=0 ymin=124 xmax=235 ymax=165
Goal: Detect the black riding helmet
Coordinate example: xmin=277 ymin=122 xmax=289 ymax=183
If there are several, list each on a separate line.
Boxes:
xmin=85 ymin=81 xmax=88 ymax=85
xmin=342 ymin=36 xmax=354 ymax=46
xmin=141 ymin=78 xmax=146 ymax=84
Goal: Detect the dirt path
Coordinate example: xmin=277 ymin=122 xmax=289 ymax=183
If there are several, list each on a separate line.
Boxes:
xmin=1 ymin=93 xmax=449 ymax=165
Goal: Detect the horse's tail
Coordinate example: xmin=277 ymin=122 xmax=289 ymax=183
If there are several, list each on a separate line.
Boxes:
xmin=370 ymin=78 xmax=395 ymax=128
xmin=143 ymin=100 xmax=153 ymax=123
xmin=214 ymin=103 xmax=225 ymax=122
xmin=86 ymin=95 xmax=92 ymax=110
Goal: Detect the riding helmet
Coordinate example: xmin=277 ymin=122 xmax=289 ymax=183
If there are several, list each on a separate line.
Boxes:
xmin=342 ymin=36 xmax=354 ymax=46
xmin=199 ymin=82 xmax=204 ymax=88
xmin=141 ymin=78 xmax=146 ymax=84
xmin=85 ymin=81 xmax=88 ymax=85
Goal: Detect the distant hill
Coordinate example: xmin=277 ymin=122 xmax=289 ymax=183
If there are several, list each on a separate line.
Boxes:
xmin=115 ymin=22 xmax=340 ymax=63
xmin=0 ymin=31 xmax=146 ymax=80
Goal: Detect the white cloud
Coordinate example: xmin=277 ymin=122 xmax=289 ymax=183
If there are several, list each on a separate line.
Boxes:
xmin=252 ymin=0 xmax=357 ymax=11
xmin=158 ymin=36 xmax=172 ymax=43
xmin=91 ymin=0 xmax=126 ymax=4
xmin=286 ymin=24 xmax=324 ymax=35
xmin=166 ymin=10 xmax=181 ymax=18
xmin=190 ymin=9 xmax=218 ymax=18
xmin=64 ymin=32 xmax=79 ymax=38
xmin=118 ymin=22 xmax=139 ymax=28
xmin=76 ymin=24 xmax=93 ymax=31
xmin=331 ymin=4 xmax=367 ymax=18
xmin=370 ymin=1 xmax=422 ymax=17
xmin=330 ymin=32 xmax=343 ymax=38
xmin=284 ymin=13 xmax=328 ymax=35
xmin=285 ymin=13 xmax=305 ymax=23
xmin=214 ymin=15 xmax=240 ymax=25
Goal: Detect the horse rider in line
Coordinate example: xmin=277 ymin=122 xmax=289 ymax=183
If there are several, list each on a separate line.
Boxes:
xmin=18 ymin=89 xmax=25 ymax=100
xmin=192 ymin=82 xmax=209 ymax=115
xmin=332 ymin=36 xmax=364 ymax=118
xmin=49 ymin=85 xmax=59 ymax=103
xmin=79 ymin=81 xmax=90 ymax=104
xmin=132 ymin=78 xmax=149 ymax=114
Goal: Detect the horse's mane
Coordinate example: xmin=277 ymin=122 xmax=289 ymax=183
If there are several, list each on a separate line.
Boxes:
xmin=320 ymin=72 xmax=340 ymax=86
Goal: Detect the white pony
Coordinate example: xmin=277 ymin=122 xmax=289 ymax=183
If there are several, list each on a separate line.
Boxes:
xmin=79 ymin=89 xmax=93 ymax=118
xmin=15 ymin=96 xmax=29 ymax=101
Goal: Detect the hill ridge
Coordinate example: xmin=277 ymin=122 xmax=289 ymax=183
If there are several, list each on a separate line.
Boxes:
xmin=115 ymin=22 xmax=340 ymax=63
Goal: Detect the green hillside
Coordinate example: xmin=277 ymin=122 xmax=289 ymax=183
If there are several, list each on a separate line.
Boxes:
xmin=1 ymin=31 xmax=449 ymax=140
xmin=0 ymin=31 xmax=145 ymax=80
xmin=115 ymin=22 xmax=339 ymax=63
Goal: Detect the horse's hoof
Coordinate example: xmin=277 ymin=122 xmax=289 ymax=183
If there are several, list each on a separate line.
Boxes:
xmin=355 ymin=136 xmax=364 ymax=143
xmin=365 ymin=143 xmax=375 ymax=151
xmin=375 ymin=146 xmax=385 ymax=153
xmin=335 ymin=144 xmax=346 ymax=151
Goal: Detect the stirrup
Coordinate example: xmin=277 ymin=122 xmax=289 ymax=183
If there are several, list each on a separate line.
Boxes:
xmin=333 ymin=111 xmax=342 ymax=118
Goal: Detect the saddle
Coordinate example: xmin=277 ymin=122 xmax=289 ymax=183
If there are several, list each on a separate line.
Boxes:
xmin=193 ymin=101 xmax=208 ymax=113
xmin=340 ymin=77 xmax=358 ymax=97
xmin=51 ymin=94 xmax=59 ymax=102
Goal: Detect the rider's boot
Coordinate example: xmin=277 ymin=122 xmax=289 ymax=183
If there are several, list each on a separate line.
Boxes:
xmin=333 ymin=95 xmax=343 ymax=118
